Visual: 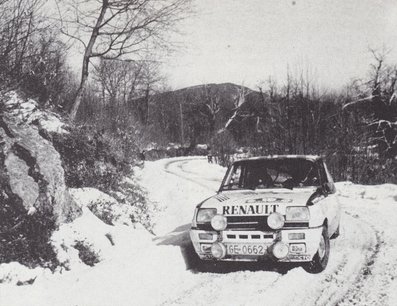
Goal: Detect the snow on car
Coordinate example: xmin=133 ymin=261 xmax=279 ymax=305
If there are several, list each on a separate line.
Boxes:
xmin=190 ymin=155 xmax=341 ymax=273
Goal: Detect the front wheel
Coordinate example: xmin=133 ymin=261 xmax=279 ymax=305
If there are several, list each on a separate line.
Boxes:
xmin=304 ymin=225 xmax=330 ymax=273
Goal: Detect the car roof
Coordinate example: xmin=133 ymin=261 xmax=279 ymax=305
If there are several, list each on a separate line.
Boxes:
xmin=234 ymin=155 xmax=322 ymax=163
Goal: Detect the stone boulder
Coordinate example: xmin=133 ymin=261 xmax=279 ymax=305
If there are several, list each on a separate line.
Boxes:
xmin=0 ymin=91 xmax=81 ymax=225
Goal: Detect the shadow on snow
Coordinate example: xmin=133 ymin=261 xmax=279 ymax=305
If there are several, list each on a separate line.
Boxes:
xmin=153 ymin=224 xmax=300 ymax=275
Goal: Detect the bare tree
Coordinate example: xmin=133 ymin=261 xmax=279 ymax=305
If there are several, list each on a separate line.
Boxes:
xmin=57 ymin=0 xmax=190 ymax=120
xmin=224 ymin=85 xmax=250 ymax=130
xmin=190 ymin=84 xmax=221 ymax=134
xmin=95 ymin=59 xmax=136 ymax=105
xmin=0 ymin=0 xmax=45 ymax=86
xmin=135 ymin=60 xmax=163 ymax=125
xmin=203 ymin=85 xmax=220 ymax=132
xmin=92 ymin=58 xmax=161 ymax=129
xmin=343 ymin=49 xmax=397 ymax=157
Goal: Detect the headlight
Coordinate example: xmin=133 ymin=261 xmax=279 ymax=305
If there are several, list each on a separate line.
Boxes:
xmin=196 ymin=208 xmax=216 ymax=223
xmin=267 ymin=212 xmax=285 ymax=229
xmin=211 ymin=214 xmax=227 ymax=231
xmin=286 ymin=207 xmax=310 ymax=221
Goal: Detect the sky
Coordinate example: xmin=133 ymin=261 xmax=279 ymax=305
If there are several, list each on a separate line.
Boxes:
xmin=60 ymin=0 xmax=397 ymax=91
xmin=161 ymin=0 xmax=397 ymax=90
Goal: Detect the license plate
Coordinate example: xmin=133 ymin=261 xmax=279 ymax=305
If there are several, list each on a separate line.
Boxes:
xmin=227 ymin=244 xmax=267 ymax=256
xmin=289 ymin=243 xmax=306 ymax=253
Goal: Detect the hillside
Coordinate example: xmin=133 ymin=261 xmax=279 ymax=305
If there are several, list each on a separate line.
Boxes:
xmin=129 ymin=83 xmax=266 ymax=146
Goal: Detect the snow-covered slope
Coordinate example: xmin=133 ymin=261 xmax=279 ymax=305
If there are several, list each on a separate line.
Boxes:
xmin=1 ymin=157 xmax=396 ymax=306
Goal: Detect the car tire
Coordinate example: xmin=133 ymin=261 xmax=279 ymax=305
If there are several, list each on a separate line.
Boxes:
xmin=304 ymin=225 xmax=330 ymax=273
xmin=331 ymin=223 xmax=340 ymax=239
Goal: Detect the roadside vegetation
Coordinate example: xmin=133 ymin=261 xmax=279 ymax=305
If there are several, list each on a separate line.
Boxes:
xmin=0 ymin=0 xmax=189 ymax=269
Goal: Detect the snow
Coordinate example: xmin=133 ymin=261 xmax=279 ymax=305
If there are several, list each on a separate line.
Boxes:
xmin=139 ymin=156 xmax=224 ymax=235
xmin=1 ymin=157 xmax=397 ymax=305
xmin=0 ymin=263 xmax=52 ymax=286
xmin=3 ymin=91 xmax=68 ymax=134
xmin=69 ymin=187 xmax=139 ymax=227
xmin=335 ymin=182 xmax=397 ymax=305
xmin=0 ymin=189 xmax=190 ymax=306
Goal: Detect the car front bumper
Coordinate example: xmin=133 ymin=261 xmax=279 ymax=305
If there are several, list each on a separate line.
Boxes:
xmin=190 ymin=226 xmax=323 ymax=262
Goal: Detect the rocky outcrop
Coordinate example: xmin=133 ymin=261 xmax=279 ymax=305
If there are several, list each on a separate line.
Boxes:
xmin=0 ymin=91 xmax=81 ymax=225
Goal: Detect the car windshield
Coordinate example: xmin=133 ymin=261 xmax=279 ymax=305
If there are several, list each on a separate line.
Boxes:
xmin=220 ymin=159 xmax=320 ymax=191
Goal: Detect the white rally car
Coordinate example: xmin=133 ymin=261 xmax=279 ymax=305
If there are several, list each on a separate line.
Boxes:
xmin=190 ymin=155 xmax=341 ymax=273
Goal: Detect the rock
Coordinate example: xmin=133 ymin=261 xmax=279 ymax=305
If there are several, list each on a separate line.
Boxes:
xmin=4 ymin=152 xmax=40 ymax=209
xmin=0 ymin=91 xmax=81 ymax=224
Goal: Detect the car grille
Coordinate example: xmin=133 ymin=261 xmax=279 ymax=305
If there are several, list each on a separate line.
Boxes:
xmin=226 ymin=216 xmax=271 ymax=230
xmin=196 ymin=216 xmax=308 ymax=231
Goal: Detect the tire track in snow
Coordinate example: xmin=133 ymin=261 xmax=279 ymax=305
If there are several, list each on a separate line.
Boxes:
xmin=336 ymin=212 xmax=384 ymax=306
xmin=335 ymin=187 xmax=397 ymax=306
xmin=160 ymin=272 xmax=282 ymax=306
xmin=312 ymin=213 xmax=381 ymax=306
xmin=177 ymin=160 xmax=201 ymax=175
xmin=163 ymin=158 xmax=219 ymax=191
xmin=261 ymin=213 xmax=380 ymax=306
xmin=158 ymin=273 xmax=223 ymax=306
xmin=177 ymin=160 xmax=222 ymax=184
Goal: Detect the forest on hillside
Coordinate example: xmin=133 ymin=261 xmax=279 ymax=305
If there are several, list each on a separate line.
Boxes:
xmin=0 ymin=0 xmax=396 ymax=185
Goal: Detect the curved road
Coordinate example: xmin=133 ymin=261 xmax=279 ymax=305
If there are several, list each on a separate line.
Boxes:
xmin=151 ymin=157 xmax=395 ymax=306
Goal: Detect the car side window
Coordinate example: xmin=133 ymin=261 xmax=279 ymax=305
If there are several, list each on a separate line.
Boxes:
xmin=301 ymin=166 xmax=320 ymax=187
xmin=316 ymin=160 xmax=328 ymax=185
xmin=317 ymin=160 xmax=336 ymax=194
xmin=223 ymin=164 xmax=243 ymax=190
xmin=231 ymin=165 xmax=242 ymax=188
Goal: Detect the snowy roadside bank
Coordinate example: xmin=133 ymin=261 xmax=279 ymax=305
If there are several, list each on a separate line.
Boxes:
xmin=0 ymin=158 xmax=217 ymax=305
xmin=0 ymin=183 xmax=194 ymax=306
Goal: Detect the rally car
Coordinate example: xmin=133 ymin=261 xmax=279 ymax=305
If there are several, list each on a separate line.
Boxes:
xmin=190 ymin=155 xmax=341 ymax=273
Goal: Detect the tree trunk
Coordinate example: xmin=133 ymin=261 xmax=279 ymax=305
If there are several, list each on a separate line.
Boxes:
xmin=69 ymin=0 xmax=109 ymax=121
xmin=70 ymin=70 xmax=88 ymax=121
xmin=179 ymin=102 xmax=184 ymax=145
xmin=143 ymin=85 xmax=150 ymax=125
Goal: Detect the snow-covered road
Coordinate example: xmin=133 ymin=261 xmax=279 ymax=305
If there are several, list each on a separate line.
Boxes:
xmin=1 ymin=157 xmax=396 ymax=306
xmin=143 ymin=157 xmax=397 ymax=306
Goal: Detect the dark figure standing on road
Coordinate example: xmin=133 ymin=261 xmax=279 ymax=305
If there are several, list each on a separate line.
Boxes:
xmin=207 ymin=146 xmax=213 ymax=163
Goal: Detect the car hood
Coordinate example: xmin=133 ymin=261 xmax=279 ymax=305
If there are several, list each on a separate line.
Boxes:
xmin=199 ymin=188 xmax=316 ymax=216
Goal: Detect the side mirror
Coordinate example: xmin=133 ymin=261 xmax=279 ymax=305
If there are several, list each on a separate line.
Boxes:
xmin=322 ymin=182 xmax=334 ymax=194
xmin=307 ymin=188 xmax=324 ymax=206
